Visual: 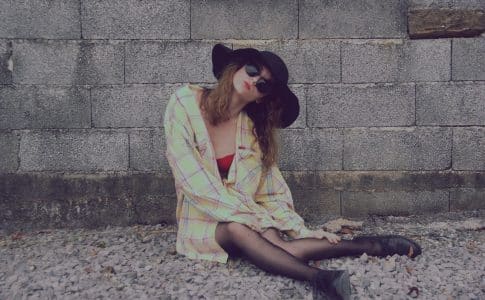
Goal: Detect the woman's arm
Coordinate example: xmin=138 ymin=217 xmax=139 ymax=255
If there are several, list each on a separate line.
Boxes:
xmin=164 ymin=92 xmax=275 ymax=233
xmin=253 ymin=163 xmax=317 ymax=239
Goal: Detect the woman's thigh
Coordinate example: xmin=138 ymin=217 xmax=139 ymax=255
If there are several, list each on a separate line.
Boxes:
xmin=215 ymin=223 xmax=288 ymax=257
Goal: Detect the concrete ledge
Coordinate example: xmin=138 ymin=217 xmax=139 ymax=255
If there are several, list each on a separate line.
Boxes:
xmin=1 ymin=171 xmax=484 ymax=232
xmin=0 ymin=172 xmax=176 ymax=232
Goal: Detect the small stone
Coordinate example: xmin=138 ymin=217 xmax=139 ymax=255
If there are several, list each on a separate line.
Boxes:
xmin=95 ymin=241 xmax=106 ymax=248
xmin=383 ymin=257 xmax=396 ymax=272
xmin=101 ymin=266 xmax=116 ymax=274
xmin=362 ymin=277 xmax=371 ymax=289
xmin=142 ymin=236 xmax=152 ymax=243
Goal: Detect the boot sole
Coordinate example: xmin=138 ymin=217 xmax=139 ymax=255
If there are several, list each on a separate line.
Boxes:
xmin=313 ymin=270 xmax=351 ymax=300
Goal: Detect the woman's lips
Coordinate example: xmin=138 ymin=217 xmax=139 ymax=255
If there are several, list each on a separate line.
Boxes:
xmin=244 ymin=81 xmax=251 ymax=90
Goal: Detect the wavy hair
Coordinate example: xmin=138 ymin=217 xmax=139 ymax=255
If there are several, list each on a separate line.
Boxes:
xmin=198 ymin=61 xmax=284 ymax=173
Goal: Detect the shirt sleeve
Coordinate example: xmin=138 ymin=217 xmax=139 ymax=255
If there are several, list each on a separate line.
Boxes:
xmin=163 ymin=92 xmax=275 ymax=233
xmin=253 ymin=163 xmax=316 ymax=239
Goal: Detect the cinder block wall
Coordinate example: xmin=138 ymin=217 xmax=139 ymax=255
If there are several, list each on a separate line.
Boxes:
xmin=0 ymin=0 xmax=484 ymax=232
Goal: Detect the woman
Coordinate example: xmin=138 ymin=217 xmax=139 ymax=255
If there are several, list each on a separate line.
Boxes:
xmin=164 ymin=43 xmax=422 ymax=299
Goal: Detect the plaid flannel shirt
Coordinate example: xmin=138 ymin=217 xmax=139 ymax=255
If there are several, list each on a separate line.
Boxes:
xmin=163 ymin=84 xmax=316 ymax=264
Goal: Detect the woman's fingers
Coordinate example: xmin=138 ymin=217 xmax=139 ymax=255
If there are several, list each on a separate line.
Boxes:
xmin=321 ymin=230 xmax=341 ymax=244
xmin=310 ymin=229 xmax=342 ymax=244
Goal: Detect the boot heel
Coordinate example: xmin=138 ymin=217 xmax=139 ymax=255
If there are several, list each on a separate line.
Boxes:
xmin=312 ymin=269 xmax=351 ymax=300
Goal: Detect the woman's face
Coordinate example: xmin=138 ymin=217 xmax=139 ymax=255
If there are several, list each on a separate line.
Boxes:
xmin=232 ymin=63 xmax=273 ymax=102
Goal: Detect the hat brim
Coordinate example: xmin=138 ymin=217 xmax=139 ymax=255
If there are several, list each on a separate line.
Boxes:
xmin=212 ymin=43 xmax=299 ymax=128
xmin=275 ymin=84 xmax=299 ymax=128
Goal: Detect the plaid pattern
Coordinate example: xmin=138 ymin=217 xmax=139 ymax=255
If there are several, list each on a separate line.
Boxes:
xmin=164 ymin=84 xmax=316 ymax=264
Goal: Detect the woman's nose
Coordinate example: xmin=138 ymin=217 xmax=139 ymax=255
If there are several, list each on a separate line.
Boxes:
xmin=249 ymin=76 xmax=259 ymax=84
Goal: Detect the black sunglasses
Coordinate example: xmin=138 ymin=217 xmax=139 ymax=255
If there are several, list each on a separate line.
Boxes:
xmin=244 ymin=63 xmax=274 ymax=95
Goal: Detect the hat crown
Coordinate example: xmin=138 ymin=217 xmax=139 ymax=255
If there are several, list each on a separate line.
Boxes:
xmin=259 ymin=51 xmax=289 ymax=85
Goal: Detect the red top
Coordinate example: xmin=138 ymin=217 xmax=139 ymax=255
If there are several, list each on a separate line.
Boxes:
xmin=216 ymin=153 xmax=235 ymax=174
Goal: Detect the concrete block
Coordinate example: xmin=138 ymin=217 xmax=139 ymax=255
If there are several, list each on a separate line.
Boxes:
xmin=408 ymin=0 xmax=453 ymax=9
xmin=0 ymin=132 xmax=19 ymax=172
xmin=307 ymin=83 xmax=415 ymax=127
xmin=290 ymin=189 xmax=341 ymax=222
xmin=92 ymin=84 xmax=180 ymax=128
xmin=452 ymin=0 xmax=485 ymax=10
xmin=191 ymin=0 xmax=297 ymax=39
xmin=13 ymin=40 xmax=124 ymax=85
xmin=0 ymin=85 xmax=90 ymax=129
xmin=452 ymin=38 xmax=485 ymax=81
xmin=344 ymin=127 xmax=452 ymax=170
xmin=417 ymin=82 xmax=485 ymax=125
xmin=453 ymin=127 xmax=485 ymax=170
xmin=81 ymin=0 xmax=189 ymax=39
xmin=342 ymin=39 xmax=450 ymax=83
xmin=300 ymin=0 xmax=407 ymax=38
xmin=19 ymin=130 xmax=128 ymax=171
xmin=450 ymin=188 xmax=485 ymax=211
xmin=342 ymin=190 xmax=449 ymax=217
xmin=0 ymin=41 xmax=13 ymax=84
xmin=278 ymin=128 xmax=343 ymax=171
xmin=234 ymin=40 xmax=340 ymax=84
xmin=125 ymin=41 xmax=214 ymax=84
xmin=0 ymin=0 xmax=80 ymax=39
xmin=130 ymin=128 xmax=169 ymax=172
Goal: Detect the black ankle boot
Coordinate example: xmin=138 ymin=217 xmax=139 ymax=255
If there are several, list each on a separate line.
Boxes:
xmin=353 ymin=234 xmax=422 ymax=258
xmin=311 ymin=269 xmax=351 ymax=300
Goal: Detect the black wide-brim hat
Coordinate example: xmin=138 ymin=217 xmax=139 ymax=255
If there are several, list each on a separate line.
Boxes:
xmin=211 ymin=43 xmax=299 ymax=128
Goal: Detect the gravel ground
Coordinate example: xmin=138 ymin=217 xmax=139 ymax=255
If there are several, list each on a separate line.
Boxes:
xmin=1 ymin=209 xmax=484 ymax=300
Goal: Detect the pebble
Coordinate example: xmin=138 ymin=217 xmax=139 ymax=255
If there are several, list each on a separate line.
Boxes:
xmin=383 ymin=256 xmax=397 ymax=272
xmin=0 ymin=209 xmax=484 ymax=299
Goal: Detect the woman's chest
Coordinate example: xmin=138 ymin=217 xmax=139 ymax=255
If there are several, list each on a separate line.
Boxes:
xmin=194 ymin=90 xmax=238 ymax=159
xmin=204 ymin=119 xmax=237 ymax=159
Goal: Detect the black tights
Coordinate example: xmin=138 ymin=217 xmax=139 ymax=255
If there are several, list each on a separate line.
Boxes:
xmin=215 ymin=223 xmax=380 ymax=283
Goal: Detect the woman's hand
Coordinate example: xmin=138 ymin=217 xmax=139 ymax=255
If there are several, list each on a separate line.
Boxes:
xmin=309 ymin=229 xmax=341 ymax=244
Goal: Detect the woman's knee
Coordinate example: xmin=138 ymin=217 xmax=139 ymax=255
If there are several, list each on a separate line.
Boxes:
xmin=216 ymin=222 xmax=252 ymax=242
xmin=287 ymin=240 xmax=309 ymax=263
xmin=215 ymin=222 xmax=248 ymax=256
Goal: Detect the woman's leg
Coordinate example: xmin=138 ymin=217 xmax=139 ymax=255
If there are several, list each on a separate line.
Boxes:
xmin=289 ymin=236 xmax=381 ymax=261
xmin=260 ymin=228 xmax=381 ymax=262
xmin=215 ymin=222 xmax=320 ymax=282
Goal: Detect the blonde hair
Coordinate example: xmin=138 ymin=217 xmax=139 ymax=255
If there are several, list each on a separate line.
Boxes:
xmin=199 ymin=62 xmax=284 ymax=172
